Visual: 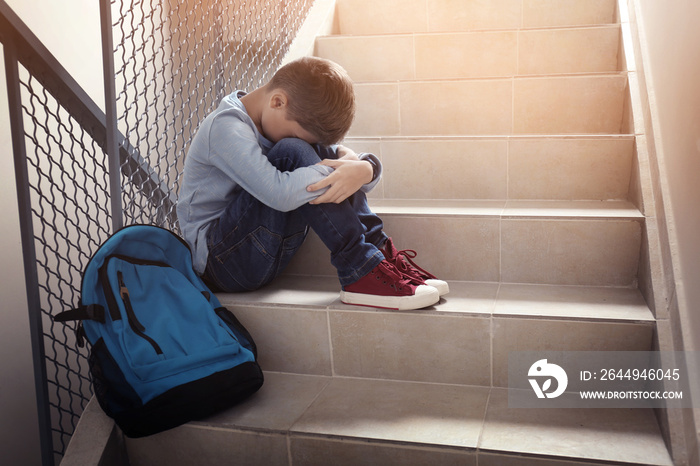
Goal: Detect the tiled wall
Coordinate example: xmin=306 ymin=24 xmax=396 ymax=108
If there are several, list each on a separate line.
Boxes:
xmin=228 ymin=302 xmax=654 ymax=388
xmin=335 ymin=0 xmax=617 ymax=34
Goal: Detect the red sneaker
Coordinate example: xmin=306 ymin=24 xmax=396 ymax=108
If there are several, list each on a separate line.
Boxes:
xmin=381 ymin=238 xmax=449 ymax=296
xmin=340 ymin=260 xmax=440 ymax=310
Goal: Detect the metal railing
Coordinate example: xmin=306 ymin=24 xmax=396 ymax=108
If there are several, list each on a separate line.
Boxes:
xmin=111 ymin=0 xmax=312 ymax=231
xmin=1 ymin=0 xmax=313 ymax=463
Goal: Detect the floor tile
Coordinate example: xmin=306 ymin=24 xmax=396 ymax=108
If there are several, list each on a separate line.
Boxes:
xmin=291 ymin=436 xmax=476 ymax=466
xmin=521 ymin=0 xmax=616 ymax=28
xmin=479 ymin=451 xmax=611 ymax=466
xmin=415 ymin=31 xmax=517 ymax=79
xmin=502 ymin=200 xmax=643 ymax=220
xmin=426 ymin=280 xmax=499 ymax=315
xmin=195 ymin=372 xmax=330 ymax=432
xmin=329 ymin=310 xmax=491 ymax=385
xmin=518 ymin=27 xmax=620 ymax=75
xmin=428 ymin=0 xmax=521 ymax=31
xmin=400 ymin=80 xmax=512 ymax=135
xmin=351 ymin=83 xmax=400 ymax=136
xmin=513 ymin=75 xmax=626 ymax=134
xmin=316 ymin=35 xmax=415 ymax=82
xmin=125 ymin=424 xmax=289 ymax=466
xmin=493 ymin=283 xmax=654 ymax=321
xmin=218 ymin=305 xmax=333 ymax=375
xmin=337 ymin=0 xmax=427 ymax=34
xmin=491 ymin=318 xmax=654 ymax=387
xmin=371 ymin=199 xmax=506 ymax=217
xmin=500 ymin=218 xmax=641 ymax=286
xmin=380 ymin=139 xmax=508 ymax=200
xmin=507 ymin=137 xmax=634 ymax=201
xmin=381 ymin=215 xmax=501 ymax=282
xmin=291 ymin=378 xmax=490 ymax=448
xmin=479 ymin=389 xmax=674 ymax=465
xmin=217 ymin=275 xmax=340 ymax=308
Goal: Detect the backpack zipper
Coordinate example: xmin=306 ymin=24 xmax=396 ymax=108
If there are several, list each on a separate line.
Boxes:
xmin=99 ymin=253 xmax=169 ymax=322
xmin=117 ymin=271 xmax=163 ymax=355
xmin=99 ymin=261 xmax=122 ymax=322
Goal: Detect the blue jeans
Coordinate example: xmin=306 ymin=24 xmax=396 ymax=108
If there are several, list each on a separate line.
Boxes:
xmin=203 ymin=138 xmax=387 ymax=292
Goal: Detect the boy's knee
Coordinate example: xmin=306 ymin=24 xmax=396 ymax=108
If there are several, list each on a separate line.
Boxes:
xmin=274 ymin=137 xmax=317 ymax=156
xmin=269 ymin=138 xmax=321 ymax=170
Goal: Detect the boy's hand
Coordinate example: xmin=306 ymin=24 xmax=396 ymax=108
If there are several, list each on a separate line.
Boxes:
xmin=307 ymin=154 xmax=373 ymax=204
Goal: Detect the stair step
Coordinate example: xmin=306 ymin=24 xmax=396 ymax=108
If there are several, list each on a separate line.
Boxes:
xmin=212 ymin=276 xmax=653 ymax=385
xmin=344 ymin=136 xmax=635 ymax=201
xmin=124 ymin=373 xmax=673 ymax=466
xmin=350 ymin=74 xmax=628 ymax=137
xmin=284 ymin=200 xmax=643 ymax=286
xmin=335 ymin=0 xmax=618 ymax=35
xmin=316 ymin=26 xmax=621 ymax=82
xmin=370 ymin=199 xmax=643 ymax=219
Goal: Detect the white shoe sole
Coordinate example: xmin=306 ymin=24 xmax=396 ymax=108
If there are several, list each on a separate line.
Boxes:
xmin=425 ymin=279 xmax=449 ymax=296
xmin=340 ymin=285 xmax=440 ymax=310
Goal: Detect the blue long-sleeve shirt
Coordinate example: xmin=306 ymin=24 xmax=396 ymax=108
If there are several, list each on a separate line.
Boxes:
xmin=177 ymin=90 xmax=381 ymax=273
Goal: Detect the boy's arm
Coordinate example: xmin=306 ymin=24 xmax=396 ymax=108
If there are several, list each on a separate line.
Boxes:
xmin=307 ymin=145 xmax=383 ymax=204
xmin=208 ymin=113 xmax=332 ymax=212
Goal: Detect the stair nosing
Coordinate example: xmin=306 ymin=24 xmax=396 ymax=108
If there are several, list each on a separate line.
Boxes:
xmin=367 ymin=199 xmax=644 ymax=221
xmin=215 ymin=277 xmax=655 ymax=324
xmin=349 ymin=71 xmax=628 ymax=86
xmin=320 ymin=23 xmax=622 ymax=40
xmin=344 ymin=134 xmax=636 ymax=141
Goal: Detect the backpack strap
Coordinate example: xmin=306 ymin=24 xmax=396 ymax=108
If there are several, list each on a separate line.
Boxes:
xmin=54 ymin=304 xmax=106 ymax=324
xmin=73 ymin=322 xmax=90 ymax=347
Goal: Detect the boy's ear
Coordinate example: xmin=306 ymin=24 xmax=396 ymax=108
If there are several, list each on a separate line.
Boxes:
xmin=269 ymin=91 xmax=288 ymax=109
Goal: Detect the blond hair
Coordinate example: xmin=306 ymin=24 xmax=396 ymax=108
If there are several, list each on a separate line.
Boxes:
xmin=268 ymin=57 xmax=355 ymax=145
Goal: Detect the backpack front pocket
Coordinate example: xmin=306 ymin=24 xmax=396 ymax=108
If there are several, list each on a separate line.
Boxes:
xmin=103 ymin=256 xmax=245 ymax=382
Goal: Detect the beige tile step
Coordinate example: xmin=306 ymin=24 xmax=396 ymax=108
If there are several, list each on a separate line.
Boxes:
xmin=345 ymin=135 xmax=635 ymax=201
xmin=316 ymin=26 xmax=621 ymax=82
xmin=124 ymin=373 xmax=673 ymax=466
xmin=335 ymin=0 xmax=618 ymax=35
xmin=284 ymin=200 xmax=644 ymax=286
xmin=350 ymin=74 xmax=628 ymax=137
xmin=212 ymin=276 xmax=654 ymax=386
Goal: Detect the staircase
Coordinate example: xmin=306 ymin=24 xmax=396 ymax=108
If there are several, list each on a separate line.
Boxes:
xmin=123 ymin=0 xmax=675 ymax=464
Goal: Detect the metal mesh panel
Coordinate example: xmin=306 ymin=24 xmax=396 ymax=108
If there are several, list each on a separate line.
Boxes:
xmin=18 ymin=70 xmax=112 ymax=462
xmin=111 ymin=0 xmax=314 ymax=231
xmin=8 ymin=1 xmax=314 ymax=463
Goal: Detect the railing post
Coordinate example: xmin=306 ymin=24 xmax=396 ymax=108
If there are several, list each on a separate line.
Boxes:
xmin=4 ymin=43 xmax=55 ymax=466
xmin=100 ymin=0 xmax=123 ymax=232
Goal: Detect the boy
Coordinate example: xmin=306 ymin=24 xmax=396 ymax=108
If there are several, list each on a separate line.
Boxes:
xmin=177 ymin=57 xmax=448 ymax=310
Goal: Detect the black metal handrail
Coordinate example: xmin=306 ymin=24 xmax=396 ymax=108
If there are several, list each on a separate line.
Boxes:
xmin=0 ymin=1 xmax=177 ymax=227
xmin=2 ymin=2 xmax=111 ymax=463
xmin=1 ymin=0 xmax=313 ymax=464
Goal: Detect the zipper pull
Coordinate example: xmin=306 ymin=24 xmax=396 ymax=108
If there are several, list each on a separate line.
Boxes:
xmin=116 ymin=271 xmax=145 ymax=333
xmin=76 ymin=322 xmax=86 ymax=348
xmin=118 ymin=272 xmax=129 ymax=300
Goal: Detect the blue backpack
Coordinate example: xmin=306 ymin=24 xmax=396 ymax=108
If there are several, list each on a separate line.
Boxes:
xmin=55 ymin=224 xmax=263 ymax=437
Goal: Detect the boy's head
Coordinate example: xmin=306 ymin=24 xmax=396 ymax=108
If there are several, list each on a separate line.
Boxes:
xmin=266 ymin=57 xmax=355 ymax=146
